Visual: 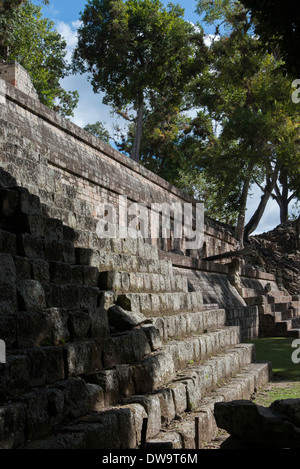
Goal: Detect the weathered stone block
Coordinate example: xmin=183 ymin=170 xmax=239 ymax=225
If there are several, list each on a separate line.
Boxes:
xmin=0 ymin=314 xmax=16 ymax=348
xmin=0 ymin=403 xmax=26 ymax=449
xmin=0 ymin=230 xmax=17 ymax=255
xmin=15 ymin=187 xmax=41 ymax=215
xmin=88 ymin=307 xmax=110 ymax=338
xmin=0 ymin=252 xmax=16 ymax=282
xmin=0 ymin=188 xmax=19 ymax=218
xmin=17 ymin=233 xmax=44 ymax=259
xmin=102 ymin=330 xmax=151 ymax=368
xmin=0 ymin=354 xmax=31 ymax=399
xmin=24 ymin=346 xmax=65 ymax=386
xmin=80 ymin=286 xmax=99 ymax=310
xmin=24 ymin=214 xmax=46 ymax=237
xmin=45 ymin=217 xmax=63 ymax=241
xmin=142 ymin=325 xmax=162 ymax=350
xmin=14 ymin=255 xmax=31 ymax=280
xmin=0 ymin=281 xmax=18 ymax=314
xmin=0 ymin=253 xmax=18 ymax=314
xmin=17 ymin=279 xmax=46 ymax=312
xmin=44 ymin=239 xmax=63 ymax=262
xmin=14 ymin=311 xmax=51 ymax=348
xmin=49 ymin=261 xmax=72 ymax=284
xmin=128 ymin=394 xmax=162 ymax=439
xmin=75 ymin=247 xmax=94 ymax=266
xmin=71 ymin=265 xmax=84 ymax=285
xmin=132 ymin=351 xmax=175 ymax=394
xmin=62 ymin=240 xmax=76 ymax=265
xmin=30 ymin=258 xmax=50 ymax=284
xmin=170 ymin=381 xmax=187 ymax=414
xmin=83 ymin=266 xmax=100 ymax=287
xmin=156 ymin=388 xmax=176 ymax=425
xmin=64 ymin=339 xmax=103 ymax=377
xmin=68 ymin=311 xmax=91 ymax=340
xmin=60 ymin=284 xmax=81 ymax=310
xmin=107 ymin=304 xmax=149 ymax=332
xmin=86 ymin=365 xmax=134 ymax=407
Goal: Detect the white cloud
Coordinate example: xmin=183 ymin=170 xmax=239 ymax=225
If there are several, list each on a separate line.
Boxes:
xmin=56 ymin=20 xmax=81 ymax=62
xmin=203 ymin=33 xmax=220 ymax=47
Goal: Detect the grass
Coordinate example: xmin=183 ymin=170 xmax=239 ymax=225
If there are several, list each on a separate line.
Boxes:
xmin=247 ymin=337 xmax=300 ymax=406
xmin=249 ymin=337 xmax=300 ymax=381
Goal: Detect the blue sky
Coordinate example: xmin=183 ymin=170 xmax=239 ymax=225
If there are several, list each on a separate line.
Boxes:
xmin=34 ymin=0 xmax=286 ymax=234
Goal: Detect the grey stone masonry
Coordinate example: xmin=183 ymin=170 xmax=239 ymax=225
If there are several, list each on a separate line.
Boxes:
xmin=0 ymin=183 xmax=271 ymax=449
xmin=0 ymin=62 xmax=39 ymax=101
xmin=0 ymin=69 xmax=275 ymax=448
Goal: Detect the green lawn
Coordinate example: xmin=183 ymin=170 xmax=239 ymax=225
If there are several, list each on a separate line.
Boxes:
xmin=249 ymin=337 xmax=300 ymax=381
xmin=247 ymin=337 xmax=300 ymax=406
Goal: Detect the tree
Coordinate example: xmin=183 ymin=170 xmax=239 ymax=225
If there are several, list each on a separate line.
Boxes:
xmin=240 ymin=0 xmax=300 ymax=76
xmin=83 ymin=121 xmax=111 ymax=143
xmin=73 ymin=0 xmax=205 ymax=162
xmin=0 ymin=1 xmax=79 ymax=117
xmin=193 ymin=0 xmax=300 ymax=243
xmin=0 ymin=0 xmax=48 ymax=56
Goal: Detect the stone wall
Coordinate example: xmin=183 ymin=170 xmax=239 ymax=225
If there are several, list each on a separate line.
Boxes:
xmin=0 ymin=63 xmax=275 ymax=449
xmin=0 ymin=62 xmax=39 ymax=101
xmin=0 ymin=69 xmax=236 ymax=259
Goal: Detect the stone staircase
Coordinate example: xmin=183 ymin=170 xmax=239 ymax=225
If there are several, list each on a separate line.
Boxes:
xmin=0 ymin=185 xmax=271 ymax=449
xmin=243 ymin=285 xmax=300 ymax=338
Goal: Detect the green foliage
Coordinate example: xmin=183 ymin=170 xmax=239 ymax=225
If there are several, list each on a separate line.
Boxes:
xmin=192 ymin=0 xmax=300 ymax=235
xmin=0 ymin=1 xmax=79 ymax=117
xmin=240 ymin=0 xmax=300 ymax=76
xmin=83 ymin=121 xmax=111 ymax=143
xmin=73 ymin=0 xmax=206 ymax=160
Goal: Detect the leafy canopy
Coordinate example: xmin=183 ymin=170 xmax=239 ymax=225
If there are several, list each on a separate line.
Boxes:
xmin=192 ymin=0 xmax=300 ymax=234
xmin=74 ymin=0 xmax=203 ymax=107
xmin=73 ymin=0 xmax=206 ymax=160
xmin=0 ymin=1 xmax=79 ymax=116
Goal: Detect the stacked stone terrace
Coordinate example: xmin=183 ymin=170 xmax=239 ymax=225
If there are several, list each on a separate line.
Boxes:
xmin=241 ymin=278 xmax=300 ymax=338
xmin=0 ymin=185 xmax=271 ymax=449
xmin=0 ymin=65 xmax=273 ymax=448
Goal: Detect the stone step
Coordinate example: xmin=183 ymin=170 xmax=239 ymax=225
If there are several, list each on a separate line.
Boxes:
xmin=245 ymin=294 xmax=293 ymax=307
xmin=267 ymin=295 xmax=293 ymax=304
xmin=147 ymin=362 xmax=270 ymax=449
xmin=275 ymin=317 xmax=300 ymax=336
xmin=0 ymin=325 xmax=160 ymax=401
xmin=99 ymin=270 xmax=188 ymax=294
xmin=0 ymin=377 xmax=104 ymax=449
xmin=84 ymin=326 xmax=242 ymax=406
xmin=21 ymin=346 xmax=270 ymax=450
xmin=151 ymin=308 xmax=227 ymax=342
xmin=76 ymin=248 xmax=173 ymax=275
xmin=0 ymin=307 xmax=109 ymax=351
xmin=0 ymin=187 xmax=42 ymax=218
xmin=116 ymin=291 xmax=203 ymax=317
xmin=86 ymin=234 xmax=159 ymax=261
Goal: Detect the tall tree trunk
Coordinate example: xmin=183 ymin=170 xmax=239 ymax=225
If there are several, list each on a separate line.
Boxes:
xmin=131 ymin=99 xmax=144 ymax=163
xmin=273 ymin=171 xmax=294 ymax=224
xmin=244 ymin=166 xmax=279 ymax=240
xmin=235 ymin=174 xmax=252 ymax=248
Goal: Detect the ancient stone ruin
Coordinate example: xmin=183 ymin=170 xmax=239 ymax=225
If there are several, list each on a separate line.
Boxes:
xmin=214 ymin=399 xmax=300 ymax=449
xmin=0 ymin=62 xmax=298 ymax=449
